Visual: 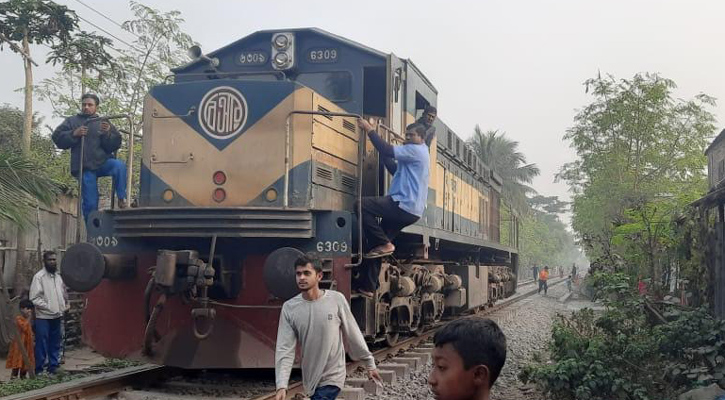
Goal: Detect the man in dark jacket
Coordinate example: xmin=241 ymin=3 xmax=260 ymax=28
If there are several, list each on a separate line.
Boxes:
xmin=52 ymin=93 xmax=127 ymax=222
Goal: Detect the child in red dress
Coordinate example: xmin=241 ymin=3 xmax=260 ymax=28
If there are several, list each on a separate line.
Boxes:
xmin=5 ymin=300 xmax=35 ymax=379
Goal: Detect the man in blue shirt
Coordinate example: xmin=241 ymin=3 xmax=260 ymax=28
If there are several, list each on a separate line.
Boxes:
xmin=356 ymin=119 xmax=430 ymax=294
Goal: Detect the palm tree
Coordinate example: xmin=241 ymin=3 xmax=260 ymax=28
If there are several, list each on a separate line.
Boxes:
xmin=0 ymin=151 xmax=60 ymax=227
xmin=468 ymin=126 xmax=540 ymax=214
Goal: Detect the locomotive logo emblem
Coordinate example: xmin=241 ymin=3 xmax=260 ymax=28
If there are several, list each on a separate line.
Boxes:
xmin=198 ymin=86 xmax=248 ymax=140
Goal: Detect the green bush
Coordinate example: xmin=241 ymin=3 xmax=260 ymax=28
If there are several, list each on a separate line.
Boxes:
xmin=521 ymin=272 xmax=725 ymax=400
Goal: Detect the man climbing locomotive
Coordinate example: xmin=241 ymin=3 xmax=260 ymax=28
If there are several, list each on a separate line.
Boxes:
xmin=355 ymin=119 xmax=431 ymax=297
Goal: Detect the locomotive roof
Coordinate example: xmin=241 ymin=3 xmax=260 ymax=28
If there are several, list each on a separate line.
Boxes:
xmin=173 ymin=27 xmax=386 ymax=72
xmin=172 ymin=27 xmax=437 ymax=93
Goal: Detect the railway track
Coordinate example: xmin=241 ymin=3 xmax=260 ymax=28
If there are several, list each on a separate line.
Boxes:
xmin=8 ymin=278 xmax=562 ymax=400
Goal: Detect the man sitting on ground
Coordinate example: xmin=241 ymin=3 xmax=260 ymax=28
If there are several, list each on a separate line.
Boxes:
xmin=428 ymin=318 xmax=507 ymax=400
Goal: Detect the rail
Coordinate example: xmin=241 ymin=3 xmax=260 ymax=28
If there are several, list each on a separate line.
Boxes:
xmin=3 ymin=365 xmax=167 ymax=400
xmin=12 ymin=278 xmax=563 ymax=400
xmin=252 ymin=277 xmax=566 ymax=400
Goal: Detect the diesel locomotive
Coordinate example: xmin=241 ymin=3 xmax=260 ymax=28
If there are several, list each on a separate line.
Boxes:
xmin=60 ymin=28 xmax=519 ymax=369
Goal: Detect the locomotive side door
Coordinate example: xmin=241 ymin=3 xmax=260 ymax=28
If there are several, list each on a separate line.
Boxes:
xmin=377 ymin=53 xmax=407 ymax=196
xmin=387 ymin=53 xmax=406 ymax=137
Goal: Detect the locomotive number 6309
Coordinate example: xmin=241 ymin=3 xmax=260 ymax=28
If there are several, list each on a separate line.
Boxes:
xmin=316 ymin=240 xmax=348 ymax=253
xmin=307 ymin=48 xmax=338 ymax=63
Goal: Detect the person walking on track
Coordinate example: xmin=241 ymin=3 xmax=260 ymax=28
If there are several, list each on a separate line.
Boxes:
xmin=275 ymin=255 xmax=382 ymax=400
xmin=538 ymin=266 xmax=549 ymax=295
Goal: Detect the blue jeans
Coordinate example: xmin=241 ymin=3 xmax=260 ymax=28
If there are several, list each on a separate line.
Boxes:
xmin=81 ymin=158 xmax=127 ymax=221
xmin=311 ymin=385 xmax=341 ymax=400
xmin=35 ymin=318 xmax=62 ymax=374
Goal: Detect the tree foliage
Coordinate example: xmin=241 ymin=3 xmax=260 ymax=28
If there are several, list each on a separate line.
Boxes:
xmin=559 ymin=73 xmax=717 ymax=292
xmin=0 ymin=151 xmax=61 ymax=227
xmin=46 ymin=30 xmax=115 ymax=95
xmin=0 ymin=104 xmax=75 ymax=190
xmin=0 ymin=0 xmax=76 ymax=46
xmin=517 ymin=196 xmax=582 ymax=273
xmin=0 ymin=0 xmax=78 ymax=154
xmin=36 ymin=2 xmax=195 ymax=200
xmin=522 ymin=273 xmax=725 ymax=400
xmin=468 ymin=126 xmax=540 ymax=215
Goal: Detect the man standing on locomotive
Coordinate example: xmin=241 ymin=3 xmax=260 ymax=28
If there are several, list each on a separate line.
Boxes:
xmin=275 ymin=255 xmax=382 ymax=400
xmin=52 ymin=93 xmax=127 ymax=222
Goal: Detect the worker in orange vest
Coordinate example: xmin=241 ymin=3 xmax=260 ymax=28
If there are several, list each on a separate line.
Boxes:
xmin=538 ymin=266 xmax=549 ymax=295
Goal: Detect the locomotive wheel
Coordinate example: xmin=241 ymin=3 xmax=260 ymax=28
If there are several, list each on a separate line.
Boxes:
xmin=384 ymin=332 xmax=399 ymax=346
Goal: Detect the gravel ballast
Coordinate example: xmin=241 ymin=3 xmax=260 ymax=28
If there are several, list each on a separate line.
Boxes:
xmin=362 ymin=282 xmax=572 ymax=400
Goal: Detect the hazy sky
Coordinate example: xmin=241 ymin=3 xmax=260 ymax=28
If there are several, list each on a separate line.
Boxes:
xmin=1 ymin=0 xmax=724 ymax=215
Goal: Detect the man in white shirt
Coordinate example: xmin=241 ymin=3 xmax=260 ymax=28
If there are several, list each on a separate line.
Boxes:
xmin=275 ymin=255 xmax=382 ymax=400
xmin=30 ymin=251 xmax=68 ymax=375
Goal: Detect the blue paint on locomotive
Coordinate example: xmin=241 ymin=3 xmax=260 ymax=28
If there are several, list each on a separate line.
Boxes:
xmin=173 ymin=28 xmax=387 ymax=115
xmin=138 ymin=163 xmax=193 ymax=207
xmin=150 ymin=80 xmax=296 ymax=150
xmin=245 ymin=161 xmax=312 ymax=208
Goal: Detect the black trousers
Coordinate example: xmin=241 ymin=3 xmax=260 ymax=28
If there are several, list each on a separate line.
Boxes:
xmin=358 ymin=196 xmax=419 ymax=251
xmin=353 ymin=196 xmax=419 ymax=293
xmin=539 ymin=280 xmax=548 ymax=294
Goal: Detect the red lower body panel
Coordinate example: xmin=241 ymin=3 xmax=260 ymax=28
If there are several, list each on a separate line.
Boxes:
xmin=82 ymin=253 xmax=351 ymax=368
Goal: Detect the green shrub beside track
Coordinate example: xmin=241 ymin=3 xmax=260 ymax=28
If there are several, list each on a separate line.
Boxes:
xmin=521 ymin=273 xmax=725 ymax=400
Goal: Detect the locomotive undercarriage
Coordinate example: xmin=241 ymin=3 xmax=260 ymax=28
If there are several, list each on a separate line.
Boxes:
xmin=350 ymin=254 xmax=516 ymax=346
xmin=352 ymin=260 xmax=463 ymax=345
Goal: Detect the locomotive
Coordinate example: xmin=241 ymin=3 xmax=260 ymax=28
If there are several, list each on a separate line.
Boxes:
xmin=60 ymin=28 xmax=519 ymax=369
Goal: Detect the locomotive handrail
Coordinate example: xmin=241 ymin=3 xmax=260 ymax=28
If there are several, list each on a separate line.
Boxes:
xmin=151 ymin=106 xmax=196 ymax=119
xmin=284 ymin=110 xmax=365 ymax=268
xmin=373 ymin=122 xmax=405 ymax=195
xmin=376 ymin=122 xmax=405 ymax=142
xmin=77 ymin=114 xmax=135 ymax=243
xmin=163 ymin=71 xmax=287 ymax=84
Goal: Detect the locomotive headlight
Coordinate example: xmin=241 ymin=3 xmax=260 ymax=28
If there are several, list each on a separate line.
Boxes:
xmin=273 ymin=34 xmax=289 ymax=50
xmin=271 ymin=32 xmax=294 ymax=70
xmin=274 ymin=52 xmax=289 ymax=67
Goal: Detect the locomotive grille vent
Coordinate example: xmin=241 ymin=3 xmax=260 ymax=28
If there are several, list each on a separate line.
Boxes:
xmin=341 ymin=175 xmax=357 ymax=190
xmin=317 ymin=105 xmax=333 ymax=120
xmin=342 ymin=120 xmax=356 ymax=133
xmin=316 ymin=166 xmax=333 ymax=181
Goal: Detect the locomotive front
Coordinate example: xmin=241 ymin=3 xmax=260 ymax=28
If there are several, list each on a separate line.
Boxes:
xmin=61 ymin=31 xmax=365 ymax=368
xmin=59 ymin=28 xmax=517 ymax=369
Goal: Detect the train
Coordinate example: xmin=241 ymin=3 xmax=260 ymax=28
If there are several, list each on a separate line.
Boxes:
xmin=60 ymin=28 xmax=519 ymax=369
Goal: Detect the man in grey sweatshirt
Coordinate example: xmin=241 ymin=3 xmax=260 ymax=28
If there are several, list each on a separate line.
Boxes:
xmin=275 ymin=255 xmax=382 ymax=400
